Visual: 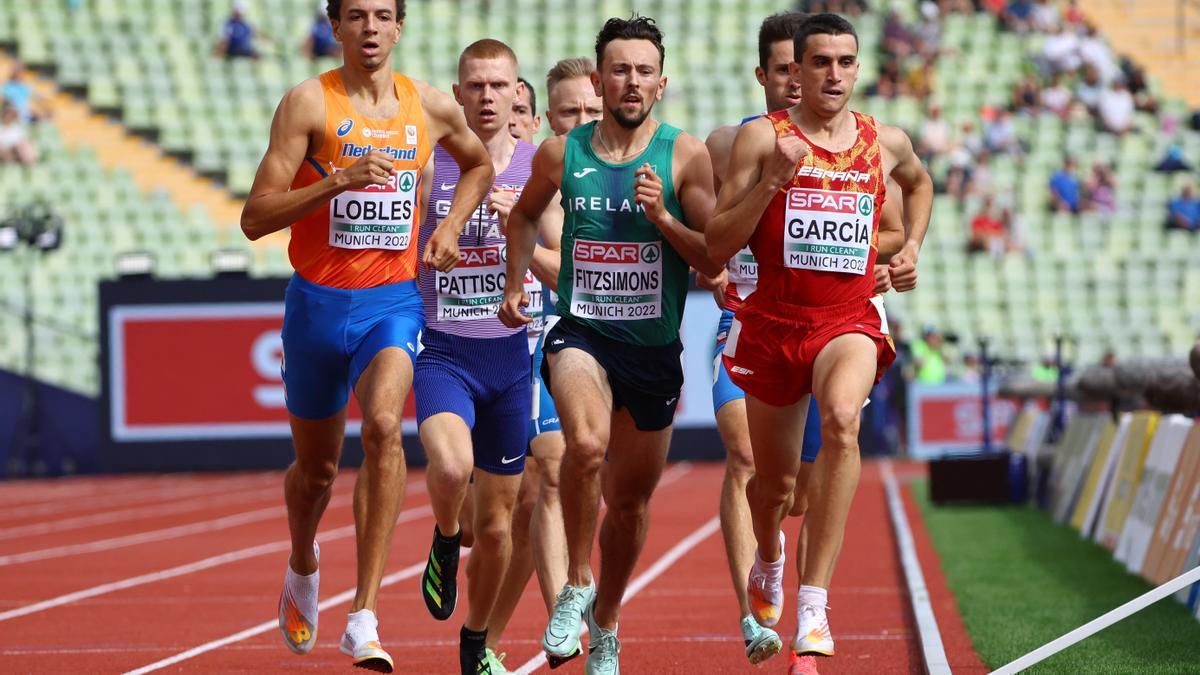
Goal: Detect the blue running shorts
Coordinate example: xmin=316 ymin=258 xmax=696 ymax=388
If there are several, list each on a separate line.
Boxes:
xmin=529 ymin=317 xmax=563 ymax=445
xmin=281 ymin=274 xmax=423 ymax=420
xmin=713 ymin=308 xmax=822 ymax=463
xmin=414 ymin=328 xmax=532 ymax=475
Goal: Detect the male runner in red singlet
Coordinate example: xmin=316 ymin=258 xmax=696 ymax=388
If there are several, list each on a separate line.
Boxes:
xmin=240 ymin=1 xmax=493 ymax=671
xmin=707 ymin=12 xmax=932 ymax=664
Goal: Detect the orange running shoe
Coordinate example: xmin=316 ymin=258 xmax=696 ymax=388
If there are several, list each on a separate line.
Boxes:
xmin=278 ymin=542 xmax=319 ymax=655
xmin=788 ymin=650 xmax=822 ymax=674
xmin=746 ymin=531 xmax=786 ymax=627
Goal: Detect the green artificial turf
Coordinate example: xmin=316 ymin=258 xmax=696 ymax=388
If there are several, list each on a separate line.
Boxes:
xmin=914 ymin=481 xmax=1200 ymax=674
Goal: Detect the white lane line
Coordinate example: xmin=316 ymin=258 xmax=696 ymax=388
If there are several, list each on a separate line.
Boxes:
xmin=512 ymin=515 xmax=721 ymax=675
xmin=0 ymin=473 xmax=277 ymax=521
xmin=0 ymin=502 xmax=433 ymax=623
xmin=881 ymin=460 xmax=951 ymax=675
xmin=122 ymin=548 xmax=470 ymax=674
xmin=0 ymin=481 xmax=427 ymax=567
xmin=0 ymin=483 xmax=284 ymax=541
xmin=989 ymin=564 xmax=1200 ymax=675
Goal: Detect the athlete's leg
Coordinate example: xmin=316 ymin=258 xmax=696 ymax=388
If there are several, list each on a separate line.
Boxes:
xmin=716 ymin=399 xmax=756 ymax=619
xmin=547 ymin=348 xmax=612 ymax=588
xmin=285 ymin=411 xmax=346 ymax=575
xmin=529 ymin=430 xmax=568 ymax=611
xmin=350 ymin=347 xmax=414 ymax=613
xmin=744 ymin=396 xmax=810 ymax=564
xmin=591 ymin=408 xmax=671 ymax=629
xmin=464 ymin=469 xmax=524 ymax=632
xmin=803 ymin=334 xmax=878 ymax=588
xmin=419 ymin=413 xmax=475 ymax=541
xmin=485 ymin=459 xmax=540 ymax=651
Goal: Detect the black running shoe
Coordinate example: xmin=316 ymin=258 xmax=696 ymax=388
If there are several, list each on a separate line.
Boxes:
xmin=459 ymin=625 xmax=489 ymax=675
xmin=422 ymin=525 xmax=462 ymax=620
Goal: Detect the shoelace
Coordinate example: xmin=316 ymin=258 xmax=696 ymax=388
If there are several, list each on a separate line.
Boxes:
xmin=591 ymin=630 xmax=621 ymax=664
xmin=549 ymin=586 xmax=586 ymax=632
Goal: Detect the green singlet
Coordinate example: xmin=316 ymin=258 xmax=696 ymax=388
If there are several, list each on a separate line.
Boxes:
xmin=555 ymin=120 xmax=690 ymax=347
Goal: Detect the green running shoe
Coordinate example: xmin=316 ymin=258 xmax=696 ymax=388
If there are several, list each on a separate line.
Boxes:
xmin=541 ymin=581 xmax=595 ymax=660
xmin=740 ymin=614 xmax=783 ymax=664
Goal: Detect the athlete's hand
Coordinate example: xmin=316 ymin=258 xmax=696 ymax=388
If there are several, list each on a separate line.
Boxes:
xmin=764 ymin=134 xmax=808 ymax=191
xmin=888 ymin=242 xmax=919 ymax=292
xmin=873 ymin=264 xmax=892 ymax=294
xmin=697 ymin=269 xmax=729 ymax=309
xmin=423 ymin=224 xmax=461 ymax=273
xmin=488 ymin=188 xmax=516 ymax=235
xmin=498 ymin=286 xmax=532 ymax=328
xmin=337 ymin=151 xmax=396 ymax=191
xmin=634 ymin=163 xmax=669 ymax=226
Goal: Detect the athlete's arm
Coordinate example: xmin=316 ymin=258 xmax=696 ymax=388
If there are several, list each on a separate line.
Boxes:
xmin=499 ymin=136 xmax=566 ymax=327
xmin=529 ymin=198 xmax=564 ymax=292
xmin=240 ymin=79 xmax=394 ymax=241
xmin=875 ymin=179 xmax=905 ymax=263
xmin=704 ymin=124 xmax=738 ymax=194
xmin=706 ymin=117 xmax=805 ymax=265
xmin=416 ymin=80 xmax=495 ymax=272
xmin=880 ymin=124 xmax=933 ymax=292
xmin=637 ymin=133 xmax=722 ymax=277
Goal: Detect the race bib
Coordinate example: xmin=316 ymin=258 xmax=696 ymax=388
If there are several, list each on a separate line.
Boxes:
xmin=329 ymin=169 xmax=418 ymax=250
xmin=571 ymin=240 xmax=662 ymax=321
xmin=783 ymin=187 xmax=873 ymax=275
xmin=728 ymin=246 xmax=758 ymax=285
xmin=524 ymin=270 xmax=545 ymax=336
xmin=435 ymin=244 xmax=506 ymax=321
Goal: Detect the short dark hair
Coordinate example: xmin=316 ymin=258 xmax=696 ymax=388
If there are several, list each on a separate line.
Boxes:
xmin=758 ymin=12 xmax=808 ymax=71
xmin=517 ymin=76 xmax=537 ymax=113
xmin=595 ymin=15 xmax=665 ymax=70
xmin=327 ymin=1 xmax=405 ymax=22
xmin=792 ymin=13 xmax=857 ymax=61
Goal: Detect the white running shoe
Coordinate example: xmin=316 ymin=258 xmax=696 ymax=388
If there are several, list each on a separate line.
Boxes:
xmin=278 ymin=542 xmax=319 ymax=655
xmin=747 ymin=531 xmax=786 ymax=627
xmin=792 ymin=602 xmax=835 ymax=656
xmin=340 ymin=610 xmax=394 ymax=673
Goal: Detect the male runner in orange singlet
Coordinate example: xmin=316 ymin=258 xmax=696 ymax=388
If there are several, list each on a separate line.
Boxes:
xmin=240 ymin=1 xmax=493 ymax=670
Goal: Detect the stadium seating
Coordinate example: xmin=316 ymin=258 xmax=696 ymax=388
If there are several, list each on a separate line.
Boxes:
xmin=0 ymin=0 xmax=1197 ymax=397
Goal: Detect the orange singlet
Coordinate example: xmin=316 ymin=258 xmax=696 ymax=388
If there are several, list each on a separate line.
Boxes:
xmin=289 ymin=69 xmax=433 ymax=289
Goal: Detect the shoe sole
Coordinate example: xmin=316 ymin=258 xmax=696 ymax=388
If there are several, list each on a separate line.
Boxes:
xmin=746 ymin=633 xmax=783 ymax=664
xmin=546 ymin=648 xmax=581 ymax=669
xmin=793 ymin=646 xmax=835 ymax=657
xmin=349 ymin=656 xmax=394 ymax=673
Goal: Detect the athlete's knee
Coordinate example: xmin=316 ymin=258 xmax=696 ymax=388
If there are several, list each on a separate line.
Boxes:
xmin=428 ymin=459 xmax=473 ymax=496
xmin=723 ymin=440 xmax=755 ymax=483
xmin=538 ymin=457 xmax=562 ymax=493
xmin=474 ymin=508 xmax=515 ymax=552
xmin=360 ymin=410 xmax=403 ymax=455
xmin=564 ymin=429 xmax=608 ymax=471
xmin=292 ymin=459 xmax=337 ymax=497
xmin=748 ymin=472 xmax=795 ymax=507
xmin=820 ymin=402 xmax=862 ymax=449
xmin=605 ymin=488 xmax=650 ymax=524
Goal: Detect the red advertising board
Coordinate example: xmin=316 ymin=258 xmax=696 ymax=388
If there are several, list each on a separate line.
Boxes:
xmin=109 ymin=303 xmax=416 ymax=441
xmin=907 ymin=384 xmax=1024 ymax=459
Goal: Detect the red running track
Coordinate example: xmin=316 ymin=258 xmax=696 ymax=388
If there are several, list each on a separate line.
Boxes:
xmin=0 ymin=461 xmax=982 ymax=673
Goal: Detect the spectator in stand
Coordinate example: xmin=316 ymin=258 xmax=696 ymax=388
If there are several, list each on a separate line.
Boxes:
xmin=1004 ymin=0 xmax=1035 ymax=33
xmin=984 ymin=109 xmax=1022 ymax=155
xmin=1050 ymin=157 xmax=1082 ymax=213
xmin=907 ymin=56 xmax=937 ymax=101
xmin=912 ymin=327 xmax=949 ymax=385
xmin=916 ymin=2 xmax=942 ymax=54
xmin=959 ymin=353 xmax=983 ymax=384
xmin=1040 ymin=23 xmax=1081 ymax=77
xmin=1167 ymin=185 xmax=1200 ymax=232
xmin=0 ymin=103 xmax=37 ymax=167
xmin=968 ymin=194 xmax=1008 ymax=256
xmin=1078 ymin=22 xmax=1118 ymax=83
xmin=882 ymin=10 xmax=917 ymax=58
xmin=1075 ymin=64 xmax=1104 ymax=113
xmin=2 ymin=63 xmax=47 ymax=123
xmin=216 ymin=1 xmax=257 ymax=59
xmin=1063 ymin=0 xmax=1086 ymax=26
xmin=1012 ymin=74 xmax=1041 ymax=115
xmin=870 ymin=59 xmax=905 ymax=99
xmin=304 ymin=7 xmax=339 ymax=59
xmin=1031 ymin=353 xmax=1059 ymax=383
xmin=1030 ymin=0 xmax=1061 ymax=32
xmin=1097 ymin=79 xmax=1135 ymax=135
xmin=1118 ymin=56 xmax=1160 ymax=114
xmin=1154 ymin=143 xmax=1193 ymax=173
xmin=1001 ymin=206 xmax=1026 ymax=255
xmin=919 ymin=103 xmax=952 ymax=160
xmin=1083 ymin=163 xmax=1117 ymax=214
xmin=1040 ymin=73 xmax=1072 ymax=117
